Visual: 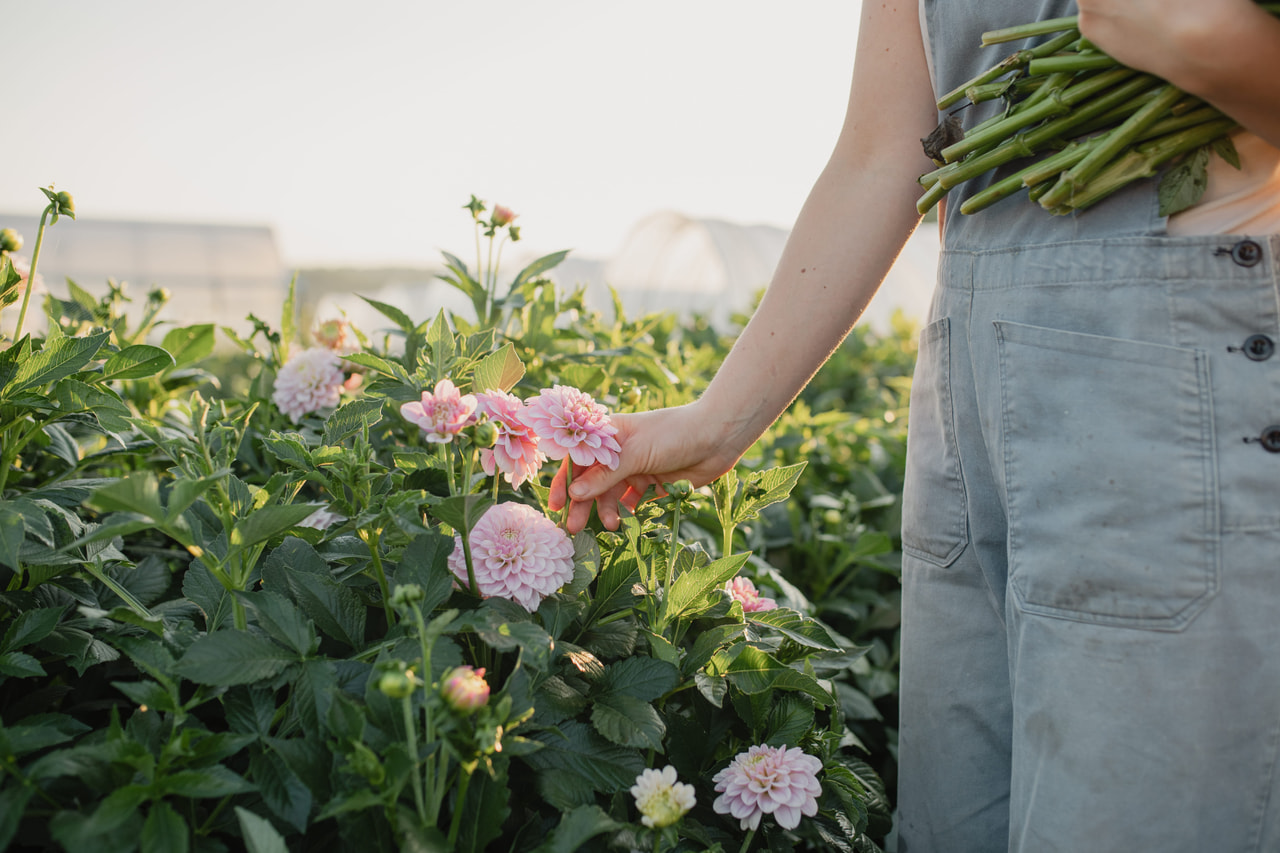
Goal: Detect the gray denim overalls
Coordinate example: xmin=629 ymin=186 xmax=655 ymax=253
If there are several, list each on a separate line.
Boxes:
xmin=898 ymin=2 xmax=1280 ymax=850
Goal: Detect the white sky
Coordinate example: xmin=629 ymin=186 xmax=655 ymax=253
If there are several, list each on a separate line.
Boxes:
xmin=1 ymin=1 xmax=865 ymax=267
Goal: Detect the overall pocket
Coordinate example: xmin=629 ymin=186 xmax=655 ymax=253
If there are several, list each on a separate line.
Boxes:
xmin=902 ymin=317 xmax=969 ymax=567
xmin=996 ymin=320 xmax=1219 ymax=630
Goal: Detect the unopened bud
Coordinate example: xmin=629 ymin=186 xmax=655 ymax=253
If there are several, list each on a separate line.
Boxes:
xmin=378 ymin=670 xmax=415 ymax=699
xmin=665 ymin=480 xmax=693 ymax=500
xmin=0 ymin=229 xmax=22 ymax=253
xmin=441 ymin=665 xmax=489 ymax=713
xmin=390 ymin=583 xmax=425 ymax=609
xmin=471 ymin=420 xmax=499 ymax=449
xmin=619 ymin=385 xmax=643 ymax=407
xmin=491 ymin=205 xmax=517 ymax=227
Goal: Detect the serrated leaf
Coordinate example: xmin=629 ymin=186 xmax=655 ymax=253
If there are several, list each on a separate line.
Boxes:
xmin=323 ymin=398 xmax=383 ymax=444
xmin=734 ymin=462 xmax=807 ymax=525
xmin=0 ymin=785 xmax=34 ymax=851
xmin=0 ymin=651 xmax=46 ymax=678
xmin=99 ymin=345 xmax=175 ymax=381
xmin=1158 ymin=146 xmax=1211 ymax=217
xmin=160 ymin=324 xmax=216 ymax=369
xmin=765 ymin=693 xmax=816 ymax=748
xmin=341 ymin=351 xmax=401 ymax=378
xmin=141 ymin=801 xmax=189 ymax=853
xmin=430 ymin=494 xmax=494 ymax=536
xmin=2 ymin=606 xmax=65 ymax=653
xmin=111 ymin=680 xmax=176 ymax=713
xmin=6 ymin=330 xmax=109 ymax=396
xmin=394 ymin=529 xmax=457 ymax=613
xmin=87 ymin=471 xmax=165 ymax=520
xmin=471 ymin=342 xmax=525 ymax=394
xmin=262 ymin=538 xmax=366 ymax=649
xmin=250 ymin=751 xmax=312 ymax=833
xmin=0 ymin=507 xmax=22 ymax=570
xmin=590 ymin=693 xmax=665 ymax=749
xmin=427 ymin=308 xmax=455 ymax=369
xmin=238 ymin=590 xmax=317 ymax=657
xmin=748 ymin=608 xmax=843 ymax=652
xmin=524 ymin=720 xmax=644 ymax=795
xmin=596 ymin=656 xmax=679 ymax=702
xmin=161 ymin=765 xmax=255 ymax=798
xmin=664 ymin=552 xmax=750 ymax=621
xmin=176 ymin=630 xmax=297 ymax=686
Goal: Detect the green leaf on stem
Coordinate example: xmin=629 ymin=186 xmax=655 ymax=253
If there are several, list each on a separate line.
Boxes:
xmin=176 ymin=630 xmax=298 ymax=686
xmin=230 ymin=503 xmax=325 ymax=549
xmin=235 ymin=806 xmax=290 ymax=853
xmin=664 ymin=552 xmax=749 ymax=621
xmin=140 ymin=802 xmax=189 ymax=853
xmin=359 ymin=295 xmax=415 ymax=334
xmin=262 ymin=537 xmax=366 ymax=649
xmin=590 ymin=692 xmax=665 ymax=749
xmin=1158 ymin=146 xmax=1212 ymax=216
xmin=471 ymin=342 xmax=525 ymax=394
xmin=5 ymin=328 xmax=109 ymax=397
xmin=161 ymin=324 xmax=216 ymax=370
xmin=99 ymin=345 xmax=174 ymax=382
xmin=323 ymin=398 xmax=383 ymax=444
xmin=596 ymin=656 xmax=679 ymax=702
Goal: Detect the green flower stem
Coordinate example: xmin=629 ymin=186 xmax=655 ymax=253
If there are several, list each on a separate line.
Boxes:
xmin=445 ymin=769 xmax=473 ymax=848
xmin=485 ymin=231 xmax=497 ymax=324
xmin=937 ymin=29 xmax=1079 ymax=109
xmin=737 ymin=828 xmax=757 ymax=853
xmin=937 ymin=72 xmax=1157 ymax=189
xmin=959 ymin=142 xmax=1092 ymax=214
xmin=407 ymin=601 xmax=444 ymax=825
xmin=1036 ymin=83 xmax=1186 ymax=210
xmin=12 ymin=205 xmax=50 ymax=342
xmin=359 ymin=527 xmax=396 ymax=626
xmin=401 ymin=694 xmax=428 ymax=823
xmin=941 ymin=66 xmax=1136 ymax=163
xmin=1027 ymin=51 xmax=1118 ymax=75
xmin=559 ymin=459 xmax=574 ymax=529
xmin=915 ymin=178 xmax=952 ymax=215
xmin=981 ymin=15 xmax=1080 ymax=46
xmin=1044 ymin=117 xmax=1239 ymax=213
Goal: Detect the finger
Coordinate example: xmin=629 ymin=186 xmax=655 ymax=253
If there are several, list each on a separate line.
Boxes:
xmin=548 ymin=458 xmax=571 ymax=511
xmin=564 ymin=496 xmax=596 ymax=534
xmin=568 ymin=460 xmax=630 ymax=502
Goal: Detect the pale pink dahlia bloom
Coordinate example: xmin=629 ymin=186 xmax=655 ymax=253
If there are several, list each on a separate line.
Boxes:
xmin=712 ymin=744 xmax=822 ymax=831
xmin=273 ymin=347 xmax=346 ymax=422
xmin=631 ymin=765 xmax=696 ymax=829
xmin=313 ymin=317 xmax=360 ymax=356
xmin=298 ymin=506 xmax=346 ymax=530
xmin=441 ymin=665 xmax=490 ymax=712
xmin=401 ymin=379 xmax=478 ymax=443
xmin=475 ymin=389 xmax=547 ymax=488
xmin=726 ymin=576 xmax=778 ymax=612
xmin=447 ymin=502 xmax=575 ymax=611
xmin=523 ymin=385 xmax=621 ymax=468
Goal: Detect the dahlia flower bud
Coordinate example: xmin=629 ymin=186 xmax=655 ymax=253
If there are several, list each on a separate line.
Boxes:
xmin=378 ymin=670 xmax=415 ymax=699
xmin=490 ymin=205 xmax=518 ymax=227
xmin=390 ymin=583 xmax=425 ymax=610
xmin=665 ymin=480 xmax=693 ymax=500
xmin=631 ymin=765 xmax=696 ymax=829
xmin=441 ymin=665 xmax=490 ymax=712
xmin=470 ymin=419 xmax=499 ymax=449
xmin=0 ymin=228 xmax=22 ymax=254
xmin=314 ymin=317 xmax=359 ymax=356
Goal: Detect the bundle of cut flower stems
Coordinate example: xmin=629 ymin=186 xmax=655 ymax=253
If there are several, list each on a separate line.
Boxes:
xmin=917 ymin=9 xmax=1280 ymax=217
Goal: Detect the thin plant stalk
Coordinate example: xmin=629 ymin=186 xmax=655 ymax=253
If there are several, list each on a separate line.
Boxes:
xmin=12 ymin=206 xmax=50 ymax=342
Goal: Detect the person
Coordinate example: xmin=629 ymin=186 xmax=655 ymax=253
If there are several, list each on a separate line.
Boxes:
xmin=551 ymin=0 xmax=1280 ymax=849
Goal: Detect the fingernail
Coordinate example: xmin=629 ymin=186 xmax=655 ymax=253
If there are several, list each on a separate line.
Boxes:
xmin=569 ymin=484 xmax=587 ymax=499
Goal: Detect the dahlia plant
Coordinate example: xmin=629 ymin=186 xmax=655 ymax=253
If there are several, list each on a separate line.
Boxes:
xmin=0 ymin=194 xmax=891 ymax=852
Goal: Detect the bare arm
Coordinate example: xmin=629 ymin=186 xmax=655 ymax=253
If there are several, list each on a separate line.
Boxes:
xmin=555 ymin=0 xmax=938 ymax=530
xmin=1076 ymin=0 xmax=1280 ymax=146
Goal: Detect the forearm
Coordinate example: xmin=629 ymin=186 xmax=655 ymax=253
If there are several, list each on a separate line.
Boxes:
xmin=698 ymin=154 xmax=927 ymax=458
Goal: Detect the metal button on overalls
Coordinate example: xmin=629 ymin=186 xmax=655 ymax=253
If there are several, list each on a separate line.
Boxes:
xmin=1243 ymin=334 xmax=1275 ymax=361
xmin=1231 ymin=239 xmax=1263 ymax=267
xmin=1259 ymin=426 xmax=1280 ymax=453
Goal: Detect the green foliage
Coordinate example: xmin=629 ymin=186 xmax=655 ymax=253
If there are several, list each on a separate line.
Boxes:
xmin=0 ymin=198 xmax=915 ymax=852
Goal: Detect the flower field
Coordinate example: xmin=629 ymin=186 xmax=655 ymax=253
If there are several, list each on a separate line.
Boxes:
xmin=0 ymin=195 xmax=915 ymax=852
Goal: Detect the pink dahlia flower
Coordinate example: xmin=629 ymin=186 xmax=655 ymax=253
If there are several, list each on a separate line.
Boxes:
xmin=727 ymin=576 xmax=778 ymax=612
xmin=475 ymin=389 xmax=547 ymax=488
xmin=273 ymin=347 xmax=346 ymax=423
xmin=712 ymin=744 xmax=822 ymax=831
xmin=441 ymin=665 xmax=490 ymax=712
xmin=401 ymin=379 xmax=478 ymax=443
xmin=522 ymin=385 xmax=621 ymax=469
xmin=447 ymin=502 xmax=575 ymax=611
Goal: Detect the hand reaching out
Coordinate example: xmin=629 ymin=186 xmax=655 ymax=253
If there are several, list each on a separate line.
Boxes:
xmin=548 ymin=402 xmax=748 ymax=533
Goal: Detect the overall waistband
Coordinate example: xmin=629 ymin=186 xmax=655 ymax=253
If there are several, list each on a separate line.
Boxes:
xmin=939 ymin=233 xmax=1280 ymax=292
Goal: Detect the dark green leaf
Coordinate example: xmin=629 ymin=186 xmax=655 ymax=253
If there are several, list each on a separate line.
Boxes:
xmin=0 ymin=785 xmax=34 ymax=851
xmin=590 ymin=693 xmax=665 ymax=749
xmin=0 ymin=651 xmax=46 ymax=678
xmin=176 ymin=631 xmax=297 ymax=686
xmin=289 ymin=660 xmax=337 ymax=733
xmin=394 ymin=530 xmax=456 ymax=613
xmin=664 ymin=552 xmax=749 ymax=621
xmin=141 ymin=801 xmax=189 ymax=853
xmin=161 ymin=765 xmax=255 ymax=798
xmin=524 ymin=720 xmax=644 ymax=796
xmin=1158 ymin=146 xmax=1211 ymax=217
xmin=765 ymin=693 xmax=816 ymax=748
xmin=0 ymin=713 xmax=91 ymax=757
xmin=224 ymin=686 xmax=277 ymax=738
xmin=263 ymin=538 xmax=366 ymax=649
xmin=529 ymin=805 xmax=623 ymax=853
xmin=100 ymin=345 xmax=175 ymax=381
xmin=87 ymin=471 xmax=165 ymax=520
xmin=430 ymin=494 xmax=493 ymax=536
xmin=596 ymin=656 xmax=679 ymax=702
xmin=1211 ymin=135 xmax=1241 ymax=170
xmin=748 ymin=608 xmax=843 ymax=652
xmin=0 ymin=506 xmax=22 ymax=570
xmin=1 ymin=605 xmax=65 ymax=653
xmin=453 ymin=760 xmax=511 ymax=853
xmin=250 ymin=750 xmax=312 ymax=833
xmin=239 ymin=590 xmax=317 ymax=657
xmin=111 ymin=680 xmax=177 ymax=714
